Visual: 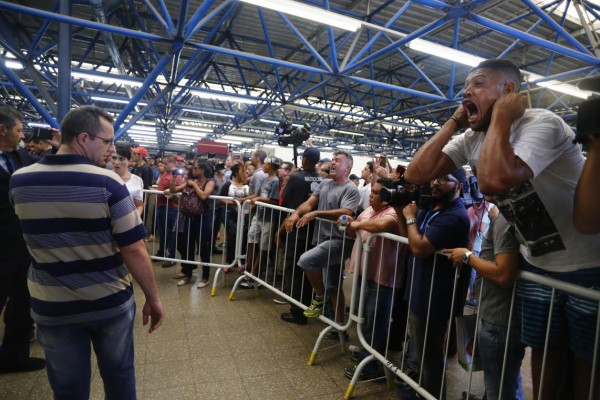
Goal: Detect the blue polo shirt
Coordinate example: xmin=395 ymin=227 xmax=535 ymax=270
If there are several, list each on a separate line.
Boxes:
xmin=405 ymin=198 xmax=470 ymax=320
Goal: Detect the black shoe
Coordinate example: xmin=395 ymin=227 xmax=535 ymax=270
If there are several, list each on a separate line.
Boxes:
xmin=0 ymin=357 xmax=45 ymax=373
xmin=161 ymin=261 xmax=176 ymax=268
xmin=280 ymin=312 xmax=307 ymax=325
xmin=344 ymin=364 xmax=385 ymax=380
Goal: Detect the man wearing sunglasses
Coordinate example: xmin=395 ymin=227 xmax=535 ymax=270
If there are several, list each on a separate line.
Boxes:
xmin=9 ymin=106 xmax=164 ymax=399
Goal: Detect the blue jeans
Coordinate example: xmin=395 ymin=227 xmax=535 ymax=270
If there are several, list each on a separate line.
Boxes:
xmin=37 ymin=306 xmax=136 ymax=400
xmin=156 ymin=206 xmax=178 ymax=258
xmin=478 ymin=319 xmax=525 ymax=400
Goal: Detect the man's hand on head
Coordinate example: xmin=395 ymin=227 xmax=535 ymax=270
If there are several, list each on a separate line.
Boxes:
xmin=492 ymin=93 xmax=527 ymax=125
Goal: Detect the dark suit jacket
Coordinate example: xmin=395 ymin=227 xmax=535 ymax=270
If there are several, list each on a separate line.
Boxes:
xmin=1 ymin=149 xmax=38 ymax=260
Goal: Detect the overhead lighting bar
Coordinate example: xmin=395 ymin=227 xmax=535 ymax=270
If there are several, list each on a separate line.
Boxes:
xmin=408 ymin=39 xmax=486 ymax=67
xmin=169 ymin=140 xmax=196 ymax=145
xmin=330 ymin=129 xmax=364 ymax=136
xmin=171 ymin=129 xmax=212 ymax=136
xmin=190 ymin=90 xmax=259 ymax=105
xmin=171 ymin=133 xmax=208 ymax=140
xmin=4 ymin=60 xmax=24 ymax=69
xmin=260 ymin=119 xmax=279 ymax=124
xmin=215 ymin=139 xmax=243 ymax=145
xmin=127 ymin=129 xmax=157 ymax=136
xmin=91 ymin=96 xmax=148 ymax=106
xmin=239 ymin=0 xmax=362 ymax=32
xmin=73 ymin=71 xmax=144 ymax=87
xmin=527 ymin=72 xmax=591 ymax=99
xmin=173 ymin=125 xmax=214 ymax=132
xmin=182 ymin=109 xmax=235 ymax=118
xmin=221 ymin=135 xmax=255 ymax=142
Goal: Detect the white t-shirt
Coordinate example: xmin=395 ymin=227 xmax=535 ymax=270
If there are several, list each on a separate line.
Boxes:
xmin=358 ymin=182 xmax=371 ymax=211
xmin=443 ymin=108 xmax=600 ymax=272
xmin=125 ymin=174 xmax=144 ymax=203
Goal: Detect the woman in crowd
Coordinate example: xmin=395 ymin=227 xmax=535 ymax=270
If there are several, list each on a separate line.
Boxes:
xmin=111 ymin=145 xmax=144 ymax=216
xmin=170 ymin=160 xmax=216 ymax=288
xmin=219 ymin=163 xmax=249 ymax=270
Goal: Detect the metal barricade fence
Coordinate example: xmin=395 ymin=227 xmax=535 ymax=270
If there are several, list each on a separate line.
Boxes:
xmin=229 ymin=200 xmax=355 ymax=356
xmin=142 ymin=189 xmax=242 ymax=295
xmin=346 ymin=231 xmax=600 ymax=400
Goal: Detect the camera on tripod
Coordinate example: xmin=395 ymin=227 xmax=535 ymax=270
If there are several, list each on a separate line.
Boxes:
xmin=275 ymin=121 xmax=311 ymax=147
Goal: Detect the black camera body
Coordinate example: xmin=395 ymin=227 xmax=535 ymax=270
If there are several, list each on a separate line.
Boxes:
xmin=275 ymin=121 xmax=311 ymax=147
xmin=30 ymin=127 xmax=53 ymax=140
xmin=461 ymin=175 xmax=484 ymax=208
xmin=379 ymin=179 xmax=434 ymax=209
xmin=380 ymin=175 xmax=483 ymax=210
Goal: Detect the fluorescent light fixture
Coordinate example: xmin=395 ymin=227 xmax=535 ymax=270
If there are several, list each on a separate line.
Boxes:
xmin=171 ymin=129 xmax=211 ymax=136
xmin=171 ymin=133 xmax=206 ymax=139
xmin=408 ymin=39 xmax=486 ymax=67
xmin=527 ymin=73 xmax=592 ymax=99
xmin=330 ymin=129 xmax=364 ymax=136
xmin=215 ymin=139 xmax=243 ymax=145
xmin=4 ymin=60 xmax=24 ymax=69
xmin=260 ymin=119 xmax=279 ymax=124
xmin=28 ymin=122 xmax=51 ymax=128
xmin=124 ymin=125 xmax=155 ymax=132
xmin=190 ymin=90 xmax=259 ymax=105
xmin=91 ymin=96 xmax=148 ymax=106
xmin=221 ymin=135 xmax=254 ymax=142
xmin=337 ymin=144 xmax=355 ymax=150
xmin=127 ymin=129 xmax=157 ymax=136
xmin=182 ymin=109 xmax=235 ymax=118
xmin=239 ymin=0 xmax=362 ymax=32
xmin=173 ymin=125 xmax=214 ymax=132
xmin=169 ymin=140 xmax=196 ymax=145
xmin=73 ymin=71 xmax=143 ymax=87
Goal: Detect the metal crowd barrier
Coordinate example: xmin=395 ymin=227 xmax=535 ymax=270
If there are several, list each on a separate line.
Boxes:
xmin=345 ymin=231 xmax=600 ymax=400
xmin=142 ymin=189 xmax=242 ymax=295
xmin=229 ymin=200 xmax=354 ymax=356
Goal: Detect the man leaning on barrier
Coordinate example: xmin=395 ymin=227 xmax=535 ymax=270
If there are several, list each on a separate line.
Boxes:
xmin=404 ymin=58 xmax=600 ymax=400
xmin=443 ymin=210 xmax=525 ymax=400
xmin=9 ymin=106 xmax=164 ymax=399
xmin=395 ymin=169 xmax=470 ymax=400
xmin=285 ymin=150 xmax=361 ymax=326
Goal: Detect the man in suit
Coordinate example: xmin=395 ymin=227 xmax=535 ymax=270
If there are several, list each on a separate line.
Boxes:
xmin=0 ymin=106 xmax=46 ymax=373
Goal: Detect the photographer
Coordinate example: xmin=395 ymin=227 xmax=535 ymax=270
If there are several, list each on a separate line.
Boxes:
xmin=404 ymin=58 xmax=600 ymax=400
xmin=394 ymin=168 xmax=470 ymax=400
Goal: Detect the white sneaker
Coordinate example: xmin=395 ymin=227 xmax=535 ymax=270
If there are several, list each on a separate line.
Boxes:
xmin=197 ymin=280 xmax=209 ymax=289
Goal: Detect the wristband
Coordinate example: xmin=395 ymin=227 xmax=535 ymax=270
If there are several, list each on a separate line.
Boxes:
xmin=450 ymin=115 xmax=463 ymax=130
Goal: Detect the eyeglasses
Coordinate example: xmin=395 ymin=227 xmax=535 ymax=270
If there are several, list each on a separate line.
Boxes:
xmin=88 ymin=133 xmax=115 ymax=146
xmin=433 ymin=176 xmax=458 ymax=185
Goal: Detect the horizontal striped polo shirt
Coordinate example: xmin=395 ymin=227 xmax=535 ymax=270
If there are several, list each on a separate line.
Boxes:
xmin=9 ymin=154 xmax=147 ymax=326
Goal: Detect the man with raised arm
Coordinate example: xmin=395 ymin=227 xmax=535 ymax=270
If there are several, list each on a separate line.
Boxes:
xmin=405 ymin=59 xmax=600 ymax=400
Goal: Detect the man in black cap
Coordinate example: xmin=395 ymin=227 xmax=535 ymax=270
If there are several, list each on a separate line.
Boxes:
xmin=278 ymin=148 xmax=322 ymax=324
xmin=394 ymin=168 xmax=470 ymax=400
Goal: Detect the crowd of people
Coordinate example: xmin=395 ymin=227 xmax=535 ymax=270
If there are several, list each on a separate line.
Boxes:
xmin=0 ymin=58 xmax=599 ymax=400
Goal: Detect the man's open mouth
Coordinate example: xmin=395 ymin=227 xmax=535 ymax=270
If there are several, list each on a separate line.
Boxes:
xmin=462 ymin=100 xmax=479 ymax=120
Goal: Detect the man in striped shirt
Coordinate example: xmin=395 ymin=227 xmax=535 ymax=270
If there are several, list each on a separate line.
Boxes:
xmin=9 ymin=106 xmax=164 ymax=400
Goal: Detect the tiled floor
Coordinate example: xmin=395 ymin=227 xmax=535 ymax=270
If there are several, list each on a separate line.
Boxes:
xmin=0 ymin=258 xmax=532 ymax=399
